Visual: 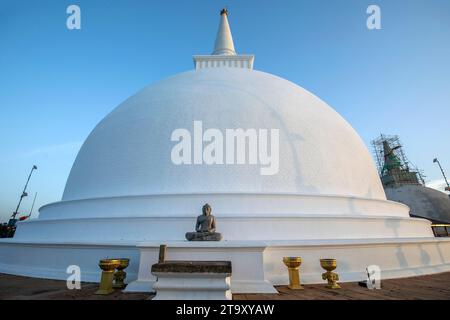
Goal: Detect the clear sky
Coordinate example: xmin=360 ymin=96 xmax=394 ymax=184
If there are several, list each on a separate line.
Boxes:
xmin=1 ymin=0 xmax=449 ymax=221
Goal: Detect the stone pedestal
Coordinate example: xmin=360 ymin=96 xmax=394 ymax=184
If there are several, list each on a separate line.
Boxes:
xmin=185 ymin=232 xmax=222 ymax=241
xmin=151 ymin=261 xmax=232 ymax=300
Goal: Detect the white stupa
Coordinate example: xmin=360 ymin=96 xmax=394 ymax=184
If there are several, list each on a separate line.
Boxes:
xmin=1 ymin=9 xmax=449 ymax=294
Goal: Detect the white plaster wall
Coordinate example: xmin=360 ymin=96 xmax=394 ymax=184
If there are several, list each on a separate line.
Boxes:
xmin=264 ymin=238 xmax=450 ymax=284
xmin=0 ymin=240 xmax=140 ymax=283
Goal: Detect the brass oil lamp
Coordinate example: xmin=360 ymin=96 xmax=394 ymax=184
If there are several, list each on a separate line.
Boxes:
xmin=94 ymin=258 xmax=121 ymax=295
xmin=283 ymin=257 xmax=304 ymax=290
xmin=320 ymin=259 xmax=341 ymax=289
xmin=113 ymin=258 xmax=130 ymax=289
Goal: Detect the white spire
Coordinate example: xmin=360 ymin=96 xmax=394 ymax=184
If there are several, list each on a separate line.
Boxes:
xmin=212 ymin=9 xmax=236 ymax=56
xmin=193 ymin=9 xmax=254 ymax=70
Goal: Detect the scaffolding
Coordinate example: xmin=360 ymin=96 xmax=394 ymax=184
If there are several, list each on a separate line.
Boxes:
xmin=371 ymin=134 xmax=424 ymax=187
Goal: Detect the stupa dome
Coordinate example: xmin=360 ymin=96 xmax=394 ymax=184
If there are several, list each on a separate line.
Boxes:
xmin=385 ymin=185 xmax=450 ymax=223
xmin=62 ymin=68 xmax=385 ymax=205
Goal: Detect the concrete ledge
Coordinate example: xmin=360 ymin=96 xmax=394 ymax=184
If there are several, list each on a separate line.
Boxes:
xmin=152 ymin=261 xmax=231 ymax=274
xmin=37 ymin=193 xmax=411 ymax=220
xmin=12 ymin=215 xmax=434 ymax=242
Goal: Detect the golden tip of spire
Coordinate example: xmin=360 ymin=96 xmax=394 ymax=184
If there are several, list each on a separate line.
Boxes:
xmin=220 ymin=8 xmax=228 ymax=16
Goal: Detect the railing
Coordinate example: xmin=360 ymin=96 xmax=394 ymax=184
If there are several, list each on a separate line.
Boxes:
xmin=431 ymin=224 xmax=450 ymax=237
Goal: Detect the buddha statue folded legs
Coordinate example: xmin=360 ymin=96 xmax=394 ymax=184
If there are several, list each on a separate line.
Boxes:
xmin=185 ymin=204 xmax=222 ymax=241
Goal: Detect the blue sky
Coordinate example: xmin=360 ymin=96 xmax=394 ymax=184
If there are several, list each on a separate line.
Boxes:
xmin=0 ymin=0 xmax=449 ymax=221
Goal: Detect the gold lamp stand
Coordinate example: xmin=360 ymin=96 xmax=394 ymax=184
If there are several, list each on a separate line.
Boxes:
xmin=95 ymin=259 xmax=121 ymax=295
xmin=283 ymin=257 xmax=304 ymax=290
xmin=320 ymin=259 xmax=341 ymax=289
xmin=113 ymin=258 xmax=130 ymax=289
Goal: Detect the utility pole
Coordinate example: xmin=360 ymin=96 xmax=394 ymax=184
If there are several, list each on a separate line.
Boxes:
xmin=433 ymin=158 xmax=450 ymax=192
xmin=10 ymin=165 xmax=37 ymax=223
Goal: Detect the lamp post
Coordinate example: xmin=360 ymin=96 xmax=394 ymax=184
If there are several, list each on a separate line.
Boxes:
xmin=10 ymin=165 xmax=37 ymax=222
xmin=433 ymin=158 xmax=450 ymax=192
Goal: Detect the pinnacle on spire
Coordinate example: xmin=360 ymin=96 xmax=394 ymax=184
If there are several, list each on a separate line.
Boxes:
xmin=212 ymin=8 xmax=236 ymax=55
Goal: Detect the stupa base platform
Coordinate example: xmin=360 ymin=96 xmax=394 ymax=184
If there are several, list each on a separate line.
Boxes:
xmin=1 ymin=237 xmax=450 ymax=294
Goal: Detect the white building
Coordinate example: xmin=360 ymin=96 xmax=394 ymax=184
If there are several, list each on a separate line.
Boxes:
xmin=1 ymin=9 xmax=449 ymax=294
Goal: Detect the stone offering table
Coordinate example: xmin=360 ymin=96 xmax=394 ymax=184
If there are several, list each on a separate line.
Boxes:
xmin=151 ymin=260 xmax=232 ymax=300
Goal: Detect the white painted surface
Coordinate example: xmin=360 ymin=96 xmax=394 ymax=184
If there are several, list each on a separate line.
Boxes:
xmin=61 ymin=68 xmax=385 ymax=204
xmin=0 ymin=240 xmax=140 ymax=283
xmin=13 ymin=215 xmax=433 ymax=242
xmin=152 ymin=273 xmax=232 ymax=300
xmin=193 ymin=55 xmax=254 ymax=70
xmin=37 ymin=193 xmax=411 ymax=220
xmin=212 ymin=10 xmax=236 ymax=56
xmin=128 ymin=238 xmax=450 ymax=293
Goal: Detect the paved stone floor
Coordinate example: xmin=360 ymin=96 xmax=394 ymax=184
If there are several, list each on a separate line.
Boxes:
xmin=0 ymin=274 xmax=152 ymax=300
xmin=236 ymin=272 xmax=450 ymax=300
xmin=1 ymin=272 xmax=450 ymax=300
